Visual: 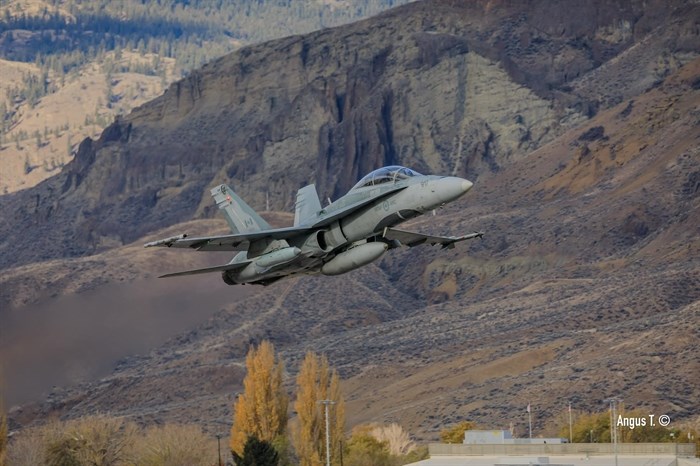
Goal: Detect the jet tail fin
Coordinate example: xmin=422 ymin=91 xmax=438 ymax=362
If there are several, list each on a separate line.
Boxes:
xmin=211 ymin=184 xmax=271 ymax=234
xmin=294 ymin=184 xmax=322 ymax=227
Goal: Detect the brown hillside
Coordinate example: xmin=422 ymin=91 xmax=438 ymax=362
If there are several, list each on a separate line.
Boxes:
xmin=0 ymin=51 xmax=178 ymax=194
xmin=3 ymin=0 xmax=697 ymax=270
xmin=2 ymin=0 xmax=699 ymax=442
xmin=7 ymin=56 xmax=699 ymax=441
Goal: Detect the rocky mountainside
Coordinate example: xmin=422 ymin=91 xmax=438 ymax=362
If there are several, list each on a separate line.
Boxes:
xmin=3 ymin=0 xmax=697 ymax=270
xmin=0 ymin=0 xmax=415 ymax=195
xmin=3 ymin=0 xmax=699 ymax=440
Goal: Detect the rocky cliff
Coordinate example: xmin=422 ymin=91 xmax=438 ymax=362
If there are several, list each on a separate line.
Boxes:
xmin=10 ymin=59 xmax=699 ymax=437
xmin=2 ymin=0 xmax=696 ymax=270
xmin=3 ymin=0 xmax=699 ymax=440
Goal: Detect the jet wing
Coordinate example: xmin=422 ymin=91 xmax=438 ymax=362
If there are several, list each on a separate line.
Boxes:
xmin=383 ymin=227 xmax=483 ymax=249
xmin=144 ymin=185 xmax=408 ymax=251
xmin=144 ymin=227 xmax=312 ymax=252
xmin=158 ymin=260 xmax=251 ymax=278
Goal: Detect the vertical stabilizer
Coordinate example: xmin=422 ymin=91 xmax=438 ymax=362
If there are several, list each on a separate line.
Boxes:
xmin=294 ymin=184 xmax=322 ymax=227
xmin=211 ymin=184 xmax=271 ymax=234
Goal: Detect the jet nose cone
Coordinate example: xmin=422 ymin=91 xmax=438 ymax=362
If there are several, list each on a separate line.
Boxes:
xmin=435 ymin=177 xmax=474 ymax=204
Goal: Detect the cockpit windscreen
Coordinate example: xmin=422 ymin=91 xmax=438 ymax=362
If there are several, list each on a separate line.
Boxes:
xmin=351 ymin=166 xmax=422 ymax=190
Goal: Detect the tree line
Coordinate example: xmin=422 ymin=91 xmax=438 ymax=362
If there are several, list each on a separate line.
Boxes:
xmin=229 ymin=340 xmax=426 ymax=466
xmin=0 ymin=0 xmax=411 ymax=75
xmin=0 ymin=0 xmax=411 ymax=145
xmin=558 ymin=408 xmax=698 ymax=445
xmin=0 ymin=340 xmax=427 ymax=466
xmin=437 ymin=410 xmax=698 ymax=447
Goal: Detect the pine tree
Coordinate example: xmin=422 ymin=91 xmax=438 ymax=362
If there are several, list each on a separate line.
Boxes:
xmin=232 ymin=436 xmax=279 ymax=466
xmin=24 ymin=154 xmax=33 ymax=174
xmin=230 ymin=340 xmax=288 ymax=457
xmin=294 ymin=352 xmax=345 ymax=466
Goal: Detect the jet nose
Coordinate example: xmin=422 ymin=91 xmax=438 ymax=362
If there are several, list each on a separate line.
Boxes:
xmin=461 ymin=179 xmax=473 ymax=193
xmin=436 ymin=176 xmax=473 ymax=203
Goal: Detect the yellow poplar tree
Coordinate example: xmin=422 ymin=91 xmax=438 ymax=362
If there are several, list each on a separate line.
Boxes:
xmin=440 ymin=421 xmax=476 ymax=444
xmin=328 ymin=369 xmax=345 ymax=464
xmin=294 ymin=351 xmax=346 ymax=466
xmin=230 ymin=340 xmax=288 ymax=456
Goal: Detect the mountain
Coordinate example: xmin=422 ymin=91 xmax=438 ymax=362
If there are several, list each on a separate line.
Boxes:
xmin=0 ymin=0 xmax=412 ymax=194
xmin=3 ymin=0 xmax=699 ymax=440
xmin=5 ymin=0 xmax=697 ymax=270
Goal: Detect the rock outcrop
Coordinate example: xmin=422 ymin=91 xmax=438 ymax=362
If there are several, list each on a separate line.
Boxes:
xmin=3 ymin=0 xmax=700 ymax=440
xmin=2 ymin=0 xmax=696 ymax=269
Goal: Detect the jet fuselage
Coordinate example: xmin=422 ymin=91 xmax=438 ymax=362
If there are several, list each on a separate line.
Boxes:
xmin=146 ymin=165 xmax=480 ymax=286
xmin=225 ymin=172 xmax=472 ymax=285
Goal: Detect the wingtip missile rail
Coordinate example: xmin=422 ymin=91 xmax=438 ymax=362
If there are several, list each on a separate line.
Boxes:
xmin=144 ymin=234 xmax=188 ymax=248
xmin=440 ymin=231 xmax=484 ymax=249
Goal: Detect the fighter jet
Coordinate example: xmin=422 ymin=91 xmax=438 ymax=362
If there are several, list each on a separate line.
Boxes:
xmin=145 ymin=165 xmax=482 ymax=286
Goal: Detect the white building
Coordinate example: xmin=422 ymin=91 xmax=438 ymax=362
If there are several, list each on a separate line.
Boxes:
xmin=405 ymin=441 xmax=698 ymax=466
xmin=464 ymin=430 xmax=567 ymax=445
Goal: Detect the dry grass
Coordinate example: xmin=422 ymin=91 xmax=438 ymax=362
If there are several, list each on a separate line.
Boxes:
xmin=1 ymin=50 xmax=177 ymax=194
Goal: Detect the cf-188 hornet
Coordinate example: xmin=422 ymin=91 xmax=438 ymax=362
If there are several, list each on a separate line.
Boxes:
xmin=145 ymin=166 xmax=483 ymax=286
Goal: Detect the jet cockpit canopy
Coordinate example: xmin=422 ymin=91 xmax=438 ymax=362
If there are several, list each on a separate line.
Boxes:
xmin=351 ymin=166 xmax=422 ymax=190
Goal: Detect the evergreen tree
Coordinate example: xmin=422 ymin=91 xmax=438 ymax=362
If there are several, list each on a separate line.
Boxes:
xmin=24 ymin=154 xmax=33 ymax=174
xmin=232 ymin=436 xmax=279 ymax=466
xmin=230 ymin=340 xmax=288 ymax=457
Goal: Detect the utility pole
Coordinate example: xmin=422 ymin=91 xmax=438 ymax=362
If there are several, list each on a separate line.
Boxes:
xmin=527 ymin=403 xmax=532 ymax=439
xmin=216 ymin=433 xmax=222 ymax=466
xmin=319 ymin=399 xmax=336 ymax=466
xmin=671 ymin=432 xmax=677 ymax=461
xmin=605 ymin=397 xmax=622 ymax=466
xmin=568 ymin=402 xmax=573 ymax=443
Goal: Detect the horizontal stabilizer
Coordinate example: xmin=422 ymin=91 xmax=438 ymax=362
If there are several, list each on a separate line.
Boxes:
xmin=383 ymin=227 xmax=483 ymax=249
xmin=159 ymin=260 xmax=250 ymax=278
